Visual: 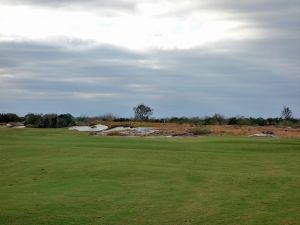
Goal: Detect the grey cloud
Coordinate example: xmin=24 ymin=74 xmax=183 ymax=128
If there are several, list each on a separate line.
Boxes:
xmin=163 ymin=0 xmax=300 ymax=41
xmin=1 ymin=0 xmax=299 ymax=116
xmin=0 ymin=41 xmax=168 ymax=102
xmin=202 ymin=0 xmax=300 ymax=34
xmin=0 ymin=39 xmax=299 ymax=117
xmin=201 ymin=0 xmax=299 ymax=12
xmin=0 ymin=0 xmax=136 ymax=14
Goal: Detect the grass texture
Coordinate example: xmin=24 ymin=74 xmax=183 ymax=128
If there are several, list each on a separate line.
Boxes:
xmin=0 ymin=128 xmax=299 ymax=225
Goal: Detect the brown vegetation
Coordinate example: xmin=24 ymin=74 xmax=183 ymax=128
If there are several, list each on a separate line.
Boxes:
xmin=96 ymin=121 xmax=300 ymax=138
xmin=207 ymin=125 xmax=300 ymax=138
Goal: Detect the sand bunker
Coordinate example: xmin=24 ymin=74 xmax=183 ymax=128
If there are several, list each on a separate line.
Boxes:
xmin=12 ymin=126 xmax=26 ymax=129
xmin=69 ymin=124 xmax=108 ymax=132
xmin=6 ymin=123 xmax=25 ymax=128
xmin=69 ymin=124 xmax=157 ymax=136
xmin=98 ymin=126 xmax=157 ymax=136
xmin=249 ymin=133 xmax=275 ymax=137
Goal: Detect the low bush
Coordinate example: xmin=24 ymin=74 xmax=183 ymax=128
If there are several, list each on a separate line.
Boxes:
xmin=189 ymin=126 xmax=211 ymax=135
xmin=89 ymin=120 xmax=102 ymax=127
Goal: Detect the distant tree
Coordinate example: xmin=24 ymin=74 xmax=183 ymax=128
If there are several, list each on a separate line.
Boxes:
xmin=57 ymin=114 xmax=75 ymax=127
xmin=133 ymin=104 xmax=153 ymax=121
xmin=24 ymin=113 xmax=75 ymax=128
xmin=281 ymin=106 xmax=293 ymax=120
xmin=255 ymin=117 xmax=266 ymax=126
xmin=204 ymin=114 xmax=226 ymax=125
xmin=228 ymin=117 xmax=238 ymax=125
xmin=24 ymin=113 xmax=42 ymax=127
xmin=0 ymin=113 xmax=21 ymax=123
xmin=212 ymin=114 xmax=226 ymax=125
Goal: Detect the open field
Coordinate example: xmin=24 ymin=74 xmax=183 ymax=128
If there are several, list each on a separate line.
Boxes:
xmin=0 ymin=127 xmax=300 ymax=225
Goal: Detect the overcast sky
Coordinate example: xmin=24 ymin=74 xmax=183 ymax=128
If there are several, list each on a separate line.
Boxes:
xmin=0 ymin=0 xmax=299 ymax=117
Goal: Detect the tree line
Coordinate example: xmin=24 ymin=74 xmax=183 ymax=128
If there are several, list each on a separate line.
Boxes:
xmin=0 ymin=113 xmax=75 ymax=128
xmin=0 ymin=105 xmax=298 ymax=128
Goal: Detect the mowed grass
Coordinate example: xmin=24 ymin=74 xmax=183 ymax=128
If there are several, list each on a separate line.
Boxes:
xmin=0 ymin=128 xmax=300 ymax=225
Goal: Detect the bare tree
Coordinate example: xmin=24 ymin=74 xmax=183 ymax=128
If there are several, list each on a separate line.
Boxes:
xmin=281 ymin=106 xmax=293 ymax=120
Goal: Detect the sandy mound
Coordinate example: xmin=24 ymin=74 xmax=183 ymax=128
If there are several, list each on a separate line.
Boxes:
xmin=97 ymin=127 xmax=157 ymax=136
xmin=69 ymin=124 xmax=108 ymax=132
xmin=6 ymin=123 xmax=25 ymax=128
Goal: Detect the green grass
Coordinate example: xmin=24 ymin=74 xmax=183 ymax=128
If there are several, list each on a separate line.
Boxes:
xmin=0 ymin=127 xmax=299 ymax=225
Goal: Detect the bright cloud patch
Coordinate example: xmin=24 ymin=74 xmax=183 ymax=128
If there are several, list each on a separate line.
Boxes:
xmin=0 ymin=3 xmax=253 ymax=50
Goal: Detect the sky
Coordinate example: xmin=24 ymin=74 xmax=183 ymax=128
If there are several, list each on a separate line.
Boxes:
xmin=0 ymin=0 xmax=299 ymax=118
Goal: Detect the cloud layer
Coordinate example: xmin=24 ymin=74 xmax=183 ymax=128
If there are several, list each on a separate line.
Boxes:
xmin=0 ymin=0 xmax=299 ymax=117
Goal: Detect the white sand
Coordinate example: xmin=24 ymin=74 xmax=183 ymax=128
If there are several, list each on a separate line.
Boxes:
xmin=249 ymin=133 xmax=275 ymax=137
xmin=99 ymin=127 xmax=157 ymax=136
xmin=12 ymin=126 xmax=26 ymax=129
xmin=69 ymin=124 xmax=108 ymax=132
xmin=69 ymin=124 xmax=157 ymax=136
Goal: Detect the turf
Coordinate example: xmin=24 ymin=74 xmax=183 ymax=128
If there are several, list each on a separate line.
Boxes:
xmin=0 ymin=127 xmax=299 ymax=225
